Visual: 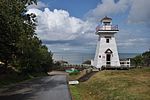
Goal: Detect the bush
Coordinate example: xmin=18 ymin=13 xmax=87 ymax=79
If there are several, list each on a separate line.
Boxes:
xmin=82 ymin=60 xmax=91 ymax=65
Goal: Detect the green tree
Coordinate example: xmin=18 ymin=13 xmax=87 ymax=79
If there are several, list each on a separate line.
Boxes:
xmin=142 ymin=50 xmax=150 ymax=66
xmin=131 ymin=50 xmax=150 ymax=67
xmin=0 ymin=0 xmax=26 ymax=68
xmin=132 ymin=55 xmax=143 ymax=67
xmin=0 ymin=0 xmax=53 ymax=74
xmin=39 ymin=45 xmax=53 ymax=72
xmin=82 ymin=60 xmax=91 ymax=65
xmin=16 ymin=36 xmax=53 ymax=73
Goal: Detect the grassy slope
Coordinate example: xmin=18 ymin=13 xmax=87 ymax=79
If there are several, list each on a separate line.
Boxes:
xmin=70 ymin=67 xmax=150 ymax=100
xmin=69 ymin=70 xmax=87 ymax=80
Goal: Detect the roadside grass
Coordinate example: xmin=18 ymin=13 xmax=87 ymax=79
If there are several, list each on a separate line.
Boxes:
xmin=70 ymin=85 xmax=81 ymax=100
xmin=70 ymin=67 xmax=150 ymax=100
xmin=0 ymin=71 xmax=48 ymax=88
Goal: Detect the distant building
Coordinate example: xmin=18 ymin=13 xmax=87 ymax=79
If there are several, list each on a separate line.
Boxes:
xmin=91 ymin=16 xmax=121 ymax=69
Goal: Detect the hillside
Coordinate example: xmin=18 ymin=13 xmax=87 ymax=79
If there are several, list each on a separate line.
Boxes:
xmin=70 ymin=67 xmax=150 ymax=100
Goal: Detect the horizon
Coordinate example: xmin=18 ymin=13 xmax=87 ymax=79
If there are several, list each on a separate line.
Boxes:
xmin=27 ymin=0 xmax=150 ymax=54
xmin=52 ymin=52 xmax=140 ymax=64
xmin=52 ymin=51 xmax=141 ymax=54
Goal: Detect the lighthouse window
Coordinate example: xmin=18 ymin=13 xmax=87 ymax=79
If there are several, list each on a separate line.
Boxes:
xmin=104 ymin=22 xmax=110 ymax=26
xmin=106 ymin=38 xmax=109 ymax=43
xmin=99 ymin=55 xmax=101 ymax=58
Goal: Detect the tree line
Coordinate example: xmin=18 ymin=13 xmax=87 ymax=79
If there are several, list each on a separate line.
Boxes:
xmin=0 ymin=0 xmax=53 ymax=74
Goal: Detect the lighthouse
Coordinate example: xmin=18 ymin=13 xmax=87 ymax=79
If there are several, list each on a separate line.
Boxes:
xmin=92 ymin=16 xmax=120 ymax=69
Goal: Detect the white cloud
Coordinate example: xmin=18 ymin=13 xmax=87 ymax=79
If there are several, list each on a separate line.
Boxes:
xmin=87 ymin=0 xmax=130 ymax=19
xmin=85 ymin=0 xmax=150 ymax=53
xmin=27 ymin=1 xmax=47 ymax=9
xmin=27 ymin=8 xmax=96 ymax=41
xmin=28 ymin=8 xmax=84 ymax=40
xmin=26 ymin=8 xmax=42 ymax=15
xmin=128 ymin=0 xmax=150 ymax=24
xmin=117 ymin=28 xmax=150 ymax=50
xmin=87 ymin=0 xmax=150 ymax=24
xmin=118 ymin=38 xmax=148 ymax=46
xmin=26 ymin=0 xmax=150 ymax=53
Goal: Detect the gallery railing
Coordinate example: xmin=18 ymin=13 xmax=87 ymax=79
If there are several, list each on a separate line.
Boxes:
xmin=96 ymin=25 xmax=118 ymax=31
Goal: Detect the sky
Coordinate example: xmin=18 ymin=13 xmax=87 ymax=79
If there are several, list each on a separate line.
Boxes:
xmin=27 ymin=0 xmax=150 ymax=53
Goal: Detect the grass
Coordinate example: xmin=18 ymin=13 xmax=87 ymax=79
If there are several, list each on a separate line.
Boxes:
xmin=70 ymin=67 xmax=150 ymax=100
xmin=69 ymin=69 xmax=87 ymax=80
xmin=0 ymin=71 xmax=48 ymax=88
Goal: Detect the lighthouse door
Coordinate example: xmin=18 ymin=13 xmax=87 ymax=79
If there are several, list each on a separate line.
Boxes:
xmin=106 ymin=54 xmax=111 ymax=66
xmin=105 ymin=49 xmax=113 ymax=66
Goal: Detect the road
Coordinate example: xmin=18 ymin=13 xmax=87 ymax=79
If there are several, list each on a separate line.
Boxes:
xmin=0 ymin=75 xmax=72 ymax=100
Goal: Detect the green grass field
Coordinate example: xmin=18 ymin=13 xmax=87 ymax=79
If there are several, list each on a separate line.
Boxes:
xmin=70 ymin=67 xmax=150 ymax=100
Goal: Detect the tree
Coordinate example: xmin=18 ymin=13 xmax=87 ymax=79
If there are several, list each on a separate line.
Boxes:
xmin=0 ymin=0 xmax=53 ymax=74
xmin=131 ymin=50 xmax=150 ymax=67
xmin=142 ymin=50 xmax=150 ymax=66
xmin=132 ymin=55 xmax=143 ymax=67
xmin=0 ymin=0 xmax=26 ymax=68
xmin=16 ymin=36 xmax=53 ymax=73
xmin=82 ymin=60 xmax=91 ymax=65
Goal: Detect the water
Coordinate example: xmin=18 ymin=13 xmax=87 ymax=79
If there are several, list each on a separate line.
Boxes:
xmin=53 ymin=52 xmax=140 ymax=64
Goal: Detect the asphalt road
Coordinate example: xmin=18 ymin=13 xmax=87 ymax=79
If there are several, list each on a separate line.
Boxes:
xmin=0 ymin=75 xmax=72 ymax=100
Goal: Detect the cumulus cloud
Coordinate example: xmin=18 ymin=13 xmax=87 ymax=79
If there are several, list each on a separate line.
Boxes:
xmin=27 ymin=1 xmax=47 ymax=9
xmin=26 ymin=8 xmax=42 ymax=15
xmin=26 ymin=0 xmax=150 ymax=53
xmin=27 ymin=8 xmax=96 ymax=41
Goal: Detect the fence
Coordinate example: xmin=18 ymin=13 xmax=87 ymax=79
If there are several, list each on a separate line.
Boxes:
xmin=102 ymin=59 xmax=130 ymax=68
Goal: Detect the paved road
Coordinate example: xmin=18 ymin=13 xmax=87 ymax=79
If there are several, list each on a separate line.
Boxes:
xmin=0 ymin=75 xmax=72 ymax=100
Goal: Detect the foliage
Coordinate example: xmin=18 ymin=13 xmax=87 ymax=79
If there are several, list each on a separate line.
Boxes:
xmin=82 ymin=60 xmax=91 ymax=65
xmin=52 ymin=60 xmax=69 ymax=71
xmin=0 ymin=65 xmax=48 ymax=87
xmin=131 ymin=50 xmax=150 ymax=67
xmin=0 ymin=0 xmax=53 ymax=74
xmin=131 ymin=55 xmax=143 ymax=67
xmin=142 ymin=50 xmax=150 ymax=66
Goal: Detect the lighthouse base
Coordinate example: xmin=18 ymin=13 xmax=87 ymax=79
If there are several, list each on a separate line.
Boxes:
xmin=91 ymin=59 xmax=130 ymax=70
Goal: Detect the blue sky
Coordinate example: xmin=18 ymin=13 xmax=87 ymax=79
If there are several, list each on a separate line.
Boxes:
xmin=27 ymin=0 xmax=150 ymax=53
xmin=43 ymin=0 xmax=100 ymax=18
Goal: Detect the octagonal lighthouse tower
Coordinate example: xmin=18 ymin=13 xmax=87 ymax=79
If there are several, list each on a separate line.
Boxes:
xmin=92 ymin=16 xmax=120 ymax=69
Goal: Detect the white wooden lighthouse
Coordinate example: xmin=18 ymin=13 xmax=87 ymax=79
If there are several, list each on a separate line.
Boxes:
xmin=91 ymin=16 xmax=120 ymax=69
